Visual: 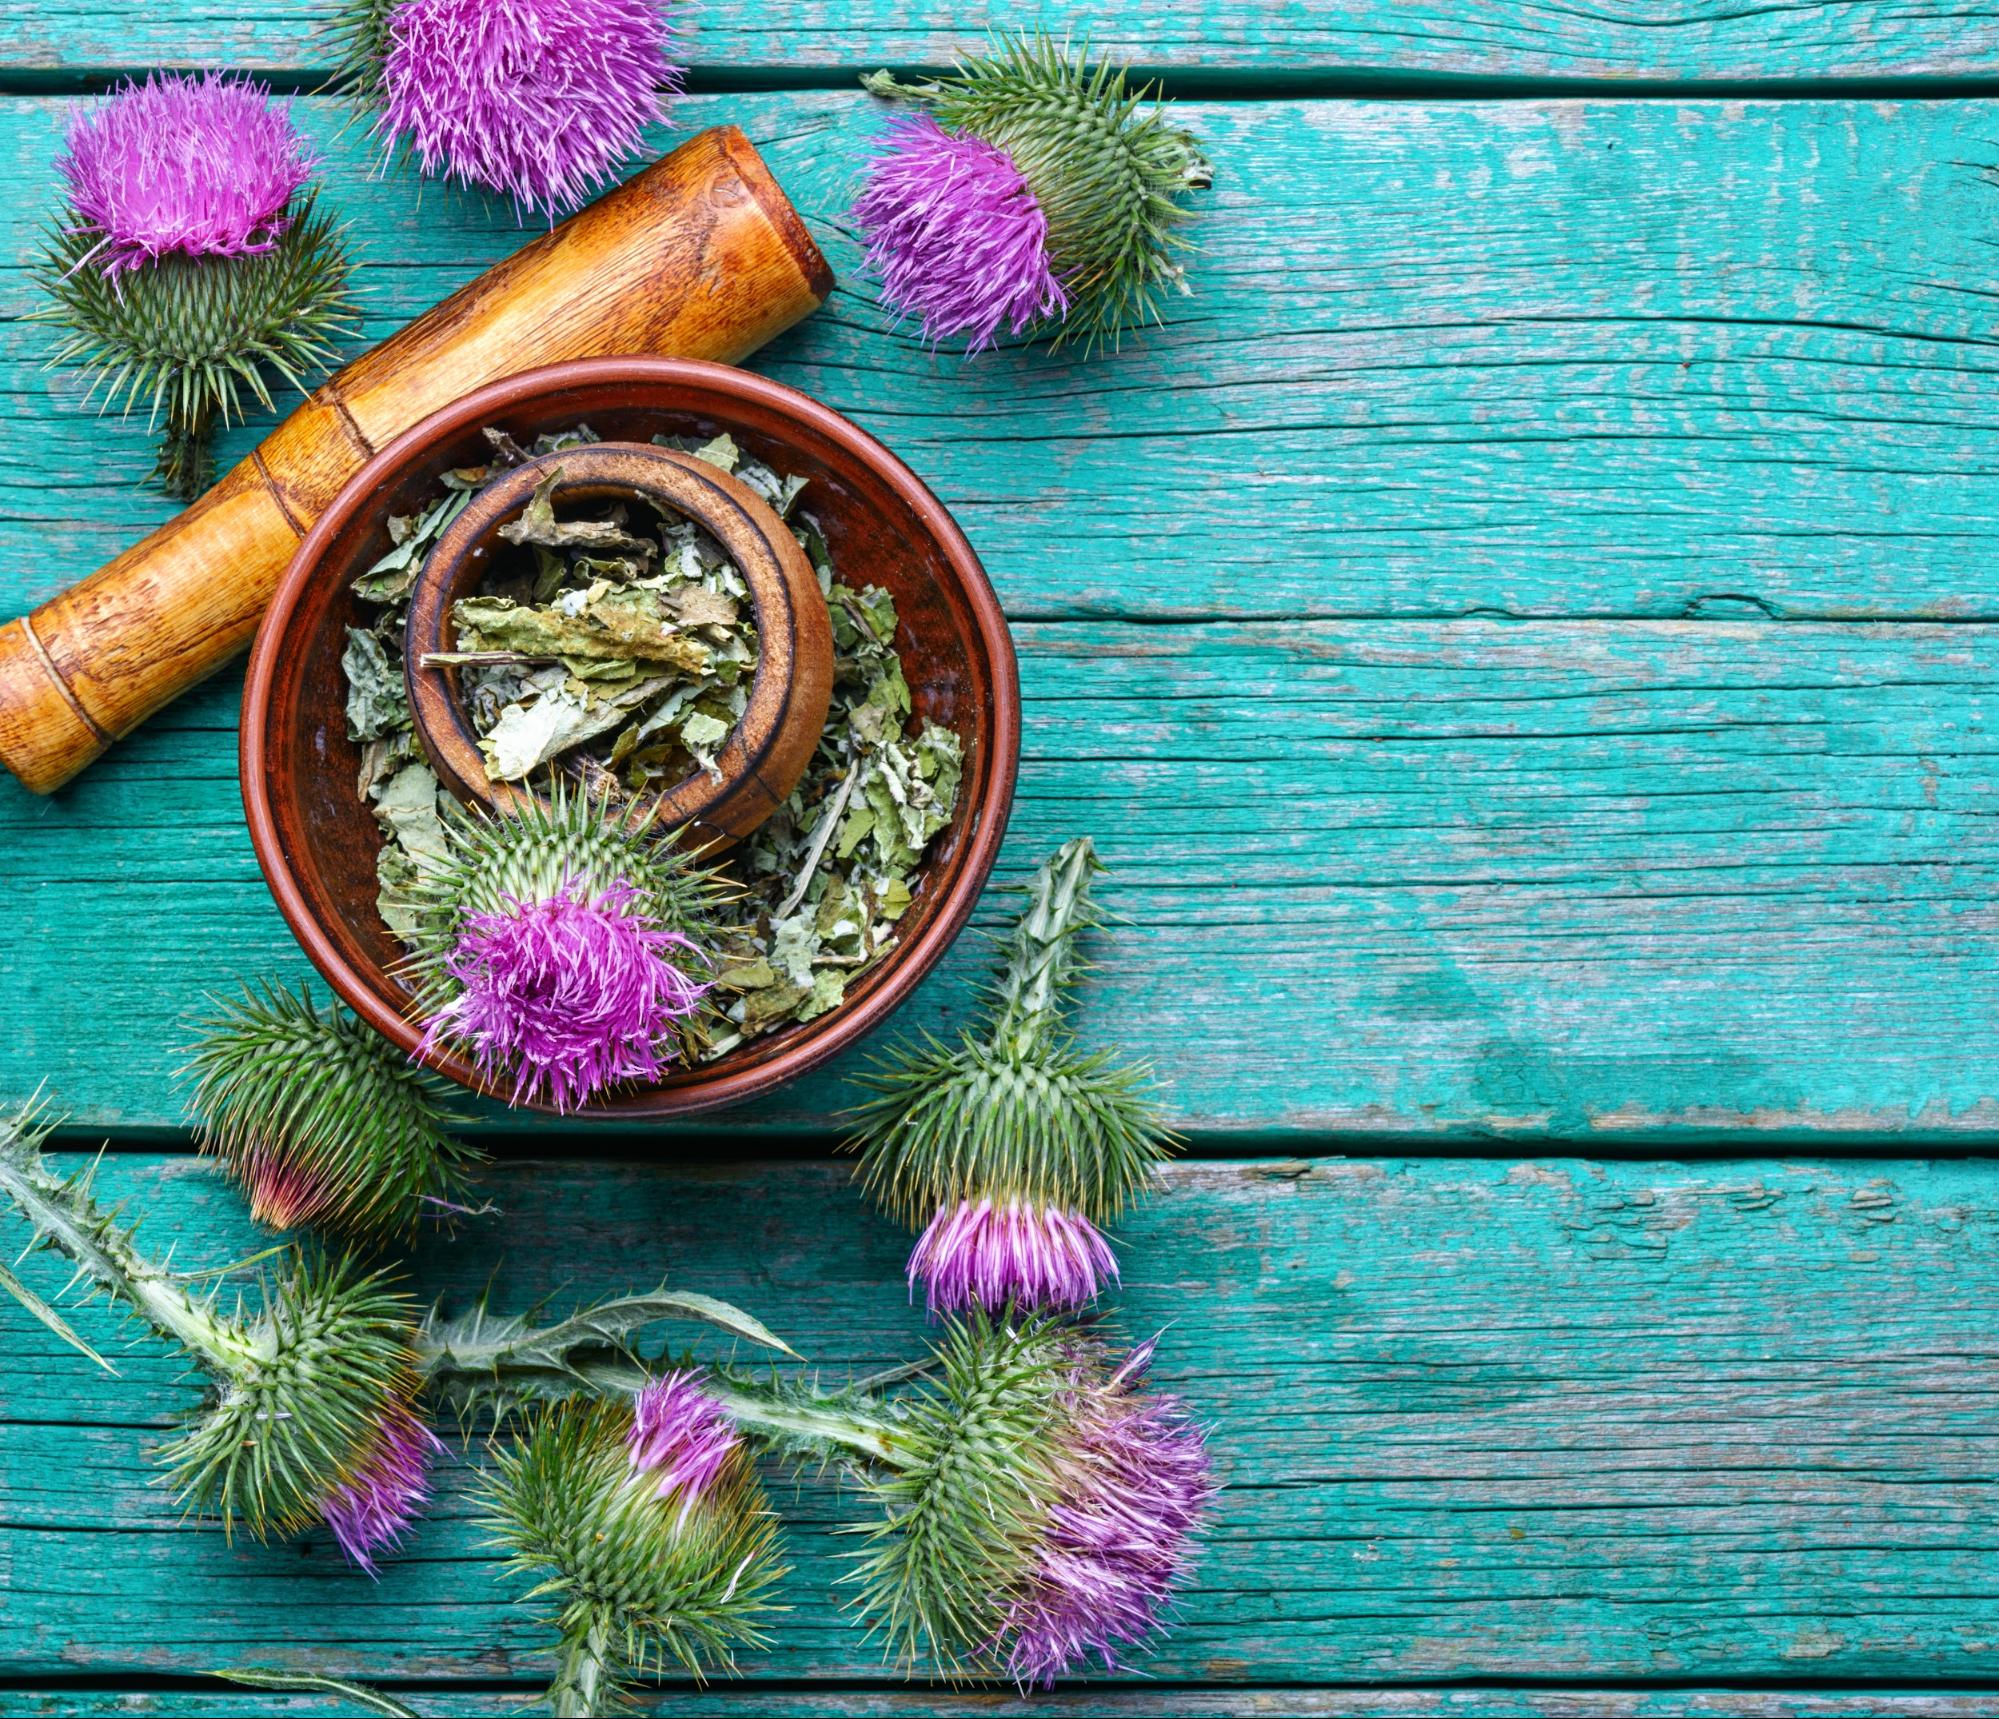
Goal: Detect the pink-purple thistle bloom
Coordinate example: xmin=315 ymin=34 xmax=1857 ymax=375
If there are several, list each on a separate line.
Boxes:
xmin=57 ymin=72 xmax=315 ymax=274
xmin=379 ymin=0 xmax=683 ymax=216
xmin=853 ymin=116 xmax=1068 ymax=352
xmin=908 ymin=1199 xmax=1117 ymax=1316
xmin=628 ymin=1370 xmax=740 ymax=1504
xmin=1000 ymin=1339 xmax=1214 ymax=1686
xmin=421 ymin=878 xmax=708 ymax=1113
xmin=319 ymin=1404 xmax=444 ymax=1574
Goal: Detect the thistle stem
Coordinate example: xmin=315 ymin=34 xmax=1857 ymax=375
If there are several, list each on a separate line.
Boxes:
xmin=861 ymin=68 xmax=940 ymax=102
xmin=704 ymin=1375 xmax=915 ymax=1469
xmin=0 ymin=1139 xmax=254 ymax=1375
xmin=989 ymin=836 xmax=1105 ymax=1061
xmin=548 ymin=1614 xmax=615 ymax=1718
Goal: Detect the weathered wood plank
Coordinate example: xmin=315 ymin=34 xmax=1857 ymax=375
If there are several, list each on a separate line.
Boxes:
xmin=9 ymin=95 xmax=1999 ymax=625
xmin=6 ymin=619 xmax=1999 ymax=1138
xmin=3 ymin=0 xmax=1997 ymax=81
xmin=7 ymin=1690 xmax=1999 ymax=1717
xmin=6 ymin=1153 xmax=1999 ymax=1686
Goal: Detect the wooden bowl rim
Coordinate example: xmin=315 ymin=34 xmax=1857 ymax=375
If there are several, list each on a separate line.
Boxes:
xmin=241 ymin=355 xmax=1020 ymax=1120
xmin=403 ymin=440 xmax=830 ymax=843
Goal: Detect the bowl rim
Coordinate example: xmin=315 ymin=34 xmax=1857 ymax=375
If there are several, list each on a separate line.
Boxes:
xmin=241 ymin=355 xmax=1020 ymax=1120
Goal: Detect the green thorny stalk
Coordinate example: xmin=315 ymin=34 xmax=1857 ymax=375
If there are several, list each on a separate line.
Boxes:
xmin=864 ymin=34 xmax=1212 ymax=351
xmin=848 ymin=837 xmax=1174 ymax=1238
xmin=0 ymin=1096 xmax=424 ymax=1542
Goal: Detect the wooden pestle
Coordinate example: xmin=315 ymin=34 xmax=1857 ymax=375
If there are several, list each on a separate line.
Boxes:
xmin=0 ymin=125 xmax=832 ymax=794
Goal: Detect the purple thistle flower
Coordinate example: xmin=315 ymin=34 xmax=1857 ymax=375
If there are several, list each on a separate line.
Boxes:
xmin=319 ymin=1404 xmax=444 ymax=1574
xmin=421 ymin=877 xmax=708 ymax=1113
xmin=853 ymin=115 xmax=1068 ymax=353
xmin=628 ymin=1370 xmax=740 ymax=1504
xmin=379 ymin=0 xmax=684 ymax=216
xmin=57 ymin=73 xmax=316 ymax=274
xmin=999 ymin=1338 xmax=1215 ymax=1686
xmin=907 ymin=1198 xmax=1117 ymax=1316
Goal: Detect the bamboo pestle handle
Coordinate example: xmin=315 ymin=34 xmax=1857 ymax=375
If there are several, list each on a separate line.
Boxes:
xmin=0 ymin=125 xmax=832 ymax=795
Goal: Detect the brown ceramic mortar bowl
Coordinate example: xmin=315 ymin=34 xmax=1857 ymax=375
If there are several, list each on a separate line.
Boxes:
xmin=241 ymin=357 xmax=1019 ymax=1120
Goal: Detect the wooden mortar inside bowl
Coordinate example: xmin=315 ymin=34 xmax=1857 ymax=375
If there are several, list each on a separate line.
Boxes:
xmin=405 ymin=441 xmax=834 ymax=850
xmin=242 ymin=358 xmax=1019 ymax=1121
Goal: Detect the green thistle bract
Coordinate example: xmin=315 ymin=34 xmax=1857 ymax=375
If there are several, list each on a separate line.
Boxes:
xmin=488 ymin=1396 xmax=785 ymax=1712
xmin=865 ymin=36 xmax=1212 ymax=351
xmin=190 ymin=981 xmax=480 ymax=1240
xmin=0 ymin=1104 xmax=429 ymax=1553
xmin=851 ymin=1313 xmax=1067 ymax=1677
xmin=34 ymin=191 xmax=358 ymax=498
xmin=849 ymin=838 xmax=1172 ymax=1312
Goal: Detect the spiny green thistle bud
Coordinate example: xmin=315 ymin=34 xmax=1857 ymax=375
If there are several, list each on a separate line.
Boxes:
xmin=856 ymin=36 xmax=1211 ymax=353
xmin=32 ymin=75 xmax=358 ymax=499
xmin=852 ymin=1312 xmax=1214 ymax=1687
xmin=0 ymin=1101 xmax=437 ymax=1566
xmin=487 ymin=1386 xmax=786 ymax=1713
xmin=403 ymin=782 xmax=731 ymax=1112
xmin=189 ymin=981 xmax=481 ymax=1240
xmin=848 ymin=838 xmax=1173 ymax=1314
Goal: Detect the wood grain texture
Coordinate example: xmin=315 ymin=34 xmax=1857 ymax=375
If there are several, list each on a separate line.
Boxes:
xmin=3 ymin=0 xmax=1998 ymax=81
xmin=6 ymin=617 xmax=1999 ymax=1137
xmin=7 ymin=1153 xmax=1999 ymax=1686
xmin=10 ymin=95 xmax=1999 ymax=627
xmin=8 ymin=1693 xmax=1999 ymax=1718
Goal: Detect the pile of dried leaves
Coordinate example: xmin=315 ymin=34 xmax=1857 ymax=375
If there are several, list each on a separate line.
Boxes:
xmin=343 ymin=425 xmax=962 ymax=1057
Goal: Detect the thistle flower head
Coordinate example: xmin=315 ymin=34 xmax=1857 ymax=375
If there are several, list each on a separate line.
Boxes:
xmin=404 ymin=784 xmax=726 ymax=1112
xmin=854 ymin=1314 xmax=1213 ymax=1683
xmin=376 ymin=0 xmax=684 ymax=216
xmin=34 ymin=82 xmax=356 ymax=499
xmin=160 ymin=1251 xmax=430 ymax=1550
xmin=190 ymin=981 xmax=479 ymax=1239
xmin=488 ymin=1390 xmax=784 ymax=1705
xmin=59 ymin=73 xmax=316 ymax=273
xmin=319 ymin=1401 xmax=445 ymax=1573
xmin=908 ymin=1198 xmax=1117 ymax=1315
xmin=629 ymin=1370 xmax=741 ymax=1504
xmin=853 ymin=116 xmax=1066 ymax=353
xmin=850 ymin=839 xmax=1170 ymax=1313
xmin=858 ymin=37 xmax=1211 ymax=352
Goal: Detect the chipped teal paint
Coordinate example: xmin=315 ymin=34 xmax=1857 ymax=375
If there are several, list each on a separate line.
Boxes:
xmin=7 ymin=94 xmax=1999 ymax=1134
xmin=7 ymin=1154 xmax=1999 ymax=1692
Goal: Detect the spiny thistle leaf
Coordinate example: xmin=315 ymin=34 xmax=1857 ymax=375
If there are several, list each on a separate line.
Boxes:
xmin=189 ymin=981 xmax=481 ymax=1240
xmin=33 ymin=190 xmax=358 ymax=498
xmin=487 ymin=1395 xmax=786 ymax=1709
xmin=213 ymin=1669 xmax=420 ymax=1718
xmin=860 ymin=35 xmax=1211 ymax=353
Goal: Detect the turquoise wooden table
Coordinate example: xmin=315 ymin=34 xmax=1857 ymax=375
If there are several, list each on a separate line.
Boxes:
xmin=7 ymin=4 xmax=1999 ymax=1716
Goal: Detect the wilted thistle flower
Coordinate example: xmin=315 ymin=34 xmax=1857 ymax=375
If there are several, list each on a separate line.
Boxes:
xmin=488 ymin=1381 xmax=783 ymax=1714
xmin=854 ymin=1313 xmax=1214 ymax=1684
xmin=336 ymin=0 xmax=683 ymax=217
xmin=849 ymin=838 xmax=1172 ymax=1315
xmin=855 ymin=36 xmax=1212 ymax=352
xmin=33 ymin=73 xmax=357 ymax=498
xmin=189 ymin=981 xmax=481 ymax=1240
xmin=0 ymin=1101 xmax=437 ymax=1569
xmin=406 ymin=784 xmax=725 ymax=1112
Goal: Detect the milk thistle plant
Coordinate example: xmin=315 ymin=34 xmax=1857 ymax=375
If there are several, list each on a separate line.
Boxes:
xmin=33 ymin=73 xmax=358 ymax=498
xmin=848 ymin=839 xmax=1172 ymax=1314
xmin=405 ymin=785 xmax=726 ymax=1111
xmin=332 ymin=0 xmax=685 ymax=216
xmin=0 ymin=1100 xmax=436 ymax=1569
xmin=189 ymin=981 xmax=482 ymax=1240
xmin=854 ymin=36 xmax=1212 ymax=352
